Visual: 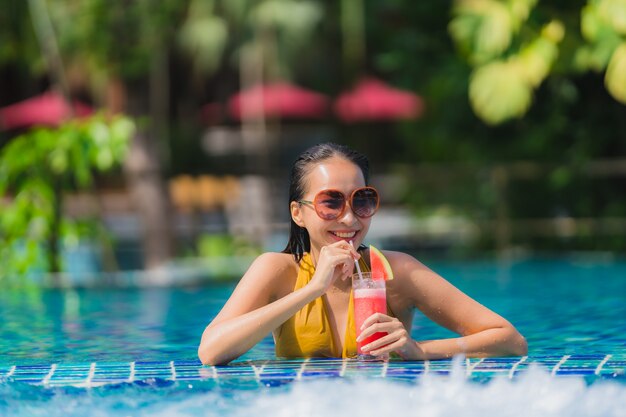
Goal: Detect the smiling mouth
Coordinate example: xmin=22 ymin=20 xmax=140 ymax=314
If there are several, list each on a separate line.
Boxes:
xmin=330 ymin=231 xmax=357 ymax=239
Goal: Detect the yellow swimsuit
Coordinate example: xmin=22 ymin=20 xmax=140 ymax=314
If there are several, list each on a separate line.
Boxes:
xmin=274 ymin=252 xmax=370 ymax=359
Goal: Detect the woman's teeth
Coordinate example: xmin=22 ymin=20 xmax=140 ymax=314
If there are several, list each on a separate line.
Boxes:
xmin=332 ymin=231 xmax=356 ymax=238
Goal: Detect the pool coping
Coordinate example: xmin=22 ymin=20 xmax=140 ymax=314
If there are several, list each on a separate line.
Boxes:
xmin=1 ymin=354 xmax=624 ymax=388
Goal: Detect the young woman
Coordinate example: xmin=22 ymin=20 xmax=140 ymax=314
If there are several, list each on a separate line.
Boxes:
xmin=198 ymin=143 xmax=527 ymax=365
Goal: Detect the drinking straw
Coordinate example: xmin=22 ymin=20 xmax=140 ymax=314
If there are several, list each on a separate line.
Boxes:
xmin=350 ymin=241 xmax=365 ymax=281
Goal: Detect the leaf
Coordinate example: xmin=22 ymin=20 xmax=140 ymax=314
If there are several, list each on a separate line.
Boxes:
xmin=96 ymin=148 xmax=114 ymax=171
xmin=598 ymin=0 xmax=626 ymax=35
xmin=110 ymin=116 xmax=136 ymax=144
xmin=450 ymin=0 xmax=514 ymax=64
xmin=518 ymin=43 xmax=552 ymax=87
xmin=541 ymin=20 xmax=565 ymax=44
xmin=475 ymin=4 xmax=513 ymax=60
xmin=449 ymin=14 xmax=482 ymax=58
xmin=89 ymin=120 xmax=110 ymax=146
xmin=506 ymin=0 xmax=538 ymax=25
xmin=178 ymin=15 xmax=228 ymax=75
xmin=580 ymin=35 xmax=623 ymax=70
xmin=517 ymin=22 xmax=562 ymax=87
xmin=251 ymin=0 xmax=322 ymax=65
xmin=581 ymin=3 xmax=602 ymax=42
xmin=253 ymin=0 xmax=322 ymax=32
xmin=49 ymin=148 xmax=69 ymax=174
xmin=605 ymin=42 xmax=626 ymax=103
xmin=469 ymin=60 xmax=533 ymax=125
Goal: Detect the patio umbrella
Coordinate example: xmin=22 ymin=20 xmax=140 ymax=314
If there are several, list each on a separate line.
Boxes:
xmin=0 ymin=91 xmax=93 ymax=131
xmin=334 ymin=78 xmax=424 ymax=123
xmin=228 ymin=82 xmax=328 ymax=120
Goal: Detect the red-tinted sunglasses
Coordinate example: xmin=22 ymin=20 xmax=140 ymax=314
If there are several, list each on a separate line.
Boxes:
xmin=297 ymin=187 xmax=380 ymax=220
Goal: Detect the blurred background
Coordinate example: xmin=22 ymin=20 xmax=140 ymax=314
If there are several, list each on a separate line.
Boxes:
xmin=1 ymin=0 xmax=625 ymax=287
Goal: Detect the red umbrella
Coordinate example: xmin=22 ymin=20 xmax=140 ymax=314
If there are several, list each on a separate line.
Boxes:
xmin=228 ymin=82 xmax=328 ymax=120
xmin=0 ymin=91 xmax=93 ymax=131
xmin=334 ymin=78 xmax=424 ymax=123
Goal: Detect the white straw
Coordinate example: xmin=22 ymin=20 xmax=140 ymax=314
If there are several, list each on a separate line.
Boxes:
xmin=350 ymin=241 xmax=365 ymax=281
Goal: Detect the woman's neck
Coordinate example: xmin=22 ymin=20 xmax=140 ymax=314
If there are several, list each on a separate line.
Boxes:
xmin=309 ymin=247 xmax=320 ymax=268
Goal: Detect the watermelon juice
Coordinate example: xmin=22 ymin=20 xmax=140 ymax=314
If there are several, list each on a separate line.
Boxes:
xmin=352 ymin=272 xmax=388 ymax=359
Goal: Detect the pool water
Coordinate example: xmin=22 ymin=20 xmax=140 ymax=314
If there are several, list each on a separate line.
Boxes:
xmin=1 ymin=257 xmax=625 ymax=416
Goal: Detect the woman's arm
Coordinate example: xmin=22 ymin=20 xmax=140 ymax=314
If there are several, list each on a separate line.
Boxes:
xmin=358 ymin=251 xmax=528 ymax=359
xmin=198 ymin=253 xmax=317 ymax=365
xmin=199 ymin=242 xmax=359 ymax=365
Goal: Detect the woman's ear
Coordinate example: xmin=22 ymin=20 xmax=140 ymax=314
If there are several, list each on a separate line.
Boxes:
xmin=290 ymin=201 xmax=306 ymax=227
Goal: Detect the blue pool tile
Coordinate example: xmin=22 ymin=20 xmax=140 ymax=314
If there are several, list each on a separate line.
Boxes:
xmin=2 ymin=355 xmax=625 ymax=387
xmin=386 ymin=374 xmax=420 ymax=382
xmin=260 ymin=378 xmax=295 ymax=387
xmin=9 ymin=379 xmax=46 ymax=384
xmin=92 ymin=371 xmax=130 ymax=377
xmin=134 ymin=361 xmax=170 ymax=366
xmin=557 ymin=369 xmax=597 ymax=375
xmin=386 ymin=369 xmax=425 ymax=377
xmin=300 ymin=371 xmax=342 ymax=379
xmin=567 ymin=354 xmax=605 ymax=359
xmin=429 ymin=370 xmax=453 ymax=376
xmin=11 ymin=373 xmax=49 ymax=380
xmin=173 ymin=359 xmax=202 ymax=366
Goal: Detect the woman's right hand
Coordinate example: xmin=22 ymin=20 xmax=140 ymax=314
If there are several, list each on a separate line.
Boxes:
xmin=309 ymin=240 xmax=360 ymax=295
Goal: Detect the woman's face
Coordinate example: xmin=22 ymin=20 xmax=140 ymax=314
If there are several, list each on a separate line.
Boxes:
xmin=291 ymin=156 xmax=372 ymax=257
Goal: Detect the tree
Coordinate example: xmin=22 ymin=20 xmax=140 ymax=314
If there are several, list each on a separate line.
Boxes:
xmin=576 ymin=0 xmax=626 ymax=104
xmin=42 ymin=0 xmax=190 ymax=270
xmin=0 ymin=115 xmax=135 ymax=285
xmin=449 ymin=0 xmax=626 ymax=125
xmin=449 ymin=0 xmax=565 ymax=124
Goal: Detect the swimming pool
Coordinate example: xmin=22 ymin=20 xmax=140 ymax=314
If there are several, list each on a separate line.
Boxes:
xmin=1 ymin=256 xmax=625 ymax=416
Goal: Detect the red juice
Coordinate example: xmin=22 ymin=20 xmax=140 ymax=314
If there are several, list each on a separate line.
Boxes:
xmin=354 ymin=287 xmax=387 ymax=355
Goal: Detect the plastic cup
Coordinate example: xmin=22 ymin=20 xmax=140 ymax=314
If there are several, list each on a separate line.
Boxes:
xmin=352 ymin=272 xmax=389 ymax=360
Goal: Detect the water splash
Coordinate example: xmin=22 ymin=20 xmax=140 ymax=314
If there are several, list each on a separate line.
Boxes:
xmin=230 ymin=368 xmax=625 ymax=417
xmin=2 ymin=366 xmax=625 ymax=417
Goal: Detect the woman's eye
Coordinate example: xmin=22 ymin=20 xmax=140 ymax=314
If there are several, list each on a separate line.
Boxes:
xmin=321 ymin=198 xmax=342 ymax=209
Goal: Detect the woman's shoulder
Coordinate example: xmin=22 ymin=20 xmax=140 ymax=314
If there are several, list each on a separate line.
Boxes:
xmin=378 ymin=249 xmax=418 ymax=265
xmin=246 ymin=252 xmax=299 ymax=297
xmin=261 ymin=251 xmax=298 ymax=264
xmin=249 ymin=251 xmax=298 ymax=272
xmin=379 ymin=249 xmax=430 ymax=279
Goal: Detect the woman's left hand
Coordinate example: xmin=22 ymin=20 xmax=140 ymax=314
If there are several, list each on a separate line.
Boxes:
xmin=356 ymin=313 xmax=424 ymax=359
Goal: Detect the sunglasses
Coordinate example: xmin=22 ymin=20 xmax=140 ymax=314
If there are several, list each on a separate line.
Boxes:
xmin=297 ymin=187 xmax=380 ymax=220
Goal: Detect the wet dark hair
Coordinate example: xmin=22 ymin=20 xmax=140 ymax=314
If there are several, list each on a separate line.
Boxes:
xmin=282 ymin=142 xmax=370 ymax=263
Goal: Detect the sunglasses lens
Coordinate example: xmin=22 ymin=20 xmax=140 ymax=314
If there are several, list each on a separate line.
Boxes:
xmin=352 ymin=188 xmax=379 ymax=218
xmin=315 ymin=190 xmax=346 ymax=220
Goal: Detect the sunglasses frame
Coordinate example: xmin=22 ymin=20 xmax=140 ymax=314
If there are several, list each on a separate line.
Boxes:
xmin=297 ymin=186 xmax=380 ymax=220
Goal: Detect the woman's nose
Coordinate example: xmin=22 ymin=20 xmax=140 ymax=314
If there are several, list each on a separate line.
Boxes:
xmin=338 ymin=204 xmax=357 ymax=225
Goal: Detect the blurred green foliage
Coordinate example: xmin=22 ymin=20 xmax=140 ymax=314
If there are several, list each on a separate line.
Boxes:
xmin=0 ymin=115 xmax=135 ymax=284
xmin=449 ymin=0 xmax=564 ymax=124
xmin=178 ymin=0 xmax=323 ymax=80
xmin=46 ymin=0 xmax=187 ymax=80
xmin=577 ymin=0 xmax=626 ymax=103
xmin=1 ymin=0 xmax=625 ymax=260
xmin=197 ymin=234 xmax=262 ymax=258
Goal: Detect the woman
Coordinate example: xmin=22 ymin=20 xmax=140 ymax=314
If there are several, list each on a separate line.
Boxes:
xmin=198 ymin=143 xmax=527 ymax=365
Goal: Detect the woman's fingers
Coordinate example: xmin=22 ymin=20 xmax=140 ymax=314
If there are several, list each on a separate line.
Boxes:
xmin=312 ymin=241 xmax=362 ymax=291
xmin=356 ymin=314 xmax=413 ymax=357
xmin=356 ymin=319 xmax=400 ymax=342
xmin=325 ymin=240 xmax=360 ymax=260
xmin=367 ymin=338 xmax=408 ymax=357
xmin=360 ymin=329 xmax=407 ymax=353
xmin=359 ymin=313 xmax=396 ymax=331
xmin=318 ymin=243 xmax=359 ymax=275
